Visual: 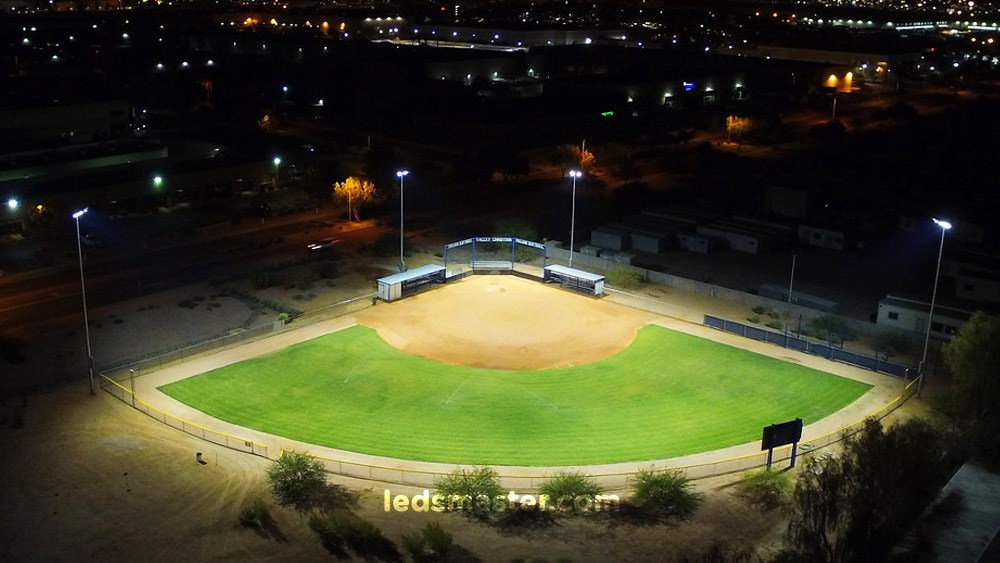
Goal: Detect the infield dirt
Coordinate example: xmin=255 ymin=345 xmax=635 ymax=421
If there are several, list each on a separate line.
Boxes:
xmin=357 ymin=275 xmax=658 ymax=370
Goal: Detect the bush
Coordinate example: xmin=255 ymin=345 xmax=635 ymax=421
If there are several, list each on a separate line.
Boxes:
xmin=748 ymin=315 xmax=761 ymax=324
xmin=752 ymin=305 xmax=767 ymax=315
xmin=538 ymin=472 xmax=604 ymax=514
xmin=766 ymin=309 xmax=782 ymax=319
xmin=737 ymin=469 xmax=792 ymax=510
xmin=606 ymin=266 xmax=643 ymax=290
xmin=238 ymin=497 xmax=270 ymax=528
xmin=809 ymin=314 xmax=854 ymax=342
xmin=434 ymin=466 xmax=505 ymax=519
xmin=765 ymin=319 xmax=785 ymax=331
xmin=266 ymin=451 xmax=327 ymax=509
xmin=308 ymin=510 xmax=397 ymax=560
xmin=421 ymin=522 xmax=453 ymax=560
xmin=401 ymin=531 xmax=427 ymax=562
xmin=630 ymin=469 xmax=701 ymax=519
xmin=276 ymin=312 xmax=289 ymax=321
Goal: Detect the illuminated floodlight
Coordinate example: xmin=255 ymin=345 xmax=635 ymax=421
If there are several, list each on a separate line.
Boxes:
xmin=6 ymin=198 xmax=18 ymax=210
xmin=273 ymin=157 xmax=282 ymax=166
xmin=72 ymin=208 xmax=88 ymax=219
xmin=153 ymin=175 xmax=163 ymax=186
xmin=396 ymin=170 xmax=409 ymax=177
xmin=569 ymin=169 xmax=582 ymax=178
xmin=933 ymin=218 xmax=953 ymax=230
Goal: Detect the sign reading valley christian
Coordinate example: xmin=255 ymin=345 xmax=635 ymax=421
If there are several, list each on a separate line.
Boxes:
xmin=444 ymin=237 xmax=546 ymax=250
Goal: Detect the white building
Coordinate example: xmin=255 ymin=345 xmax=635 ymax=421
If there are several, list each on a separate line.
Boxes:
xmin=876 ymin=295 xmax=972 ymax=339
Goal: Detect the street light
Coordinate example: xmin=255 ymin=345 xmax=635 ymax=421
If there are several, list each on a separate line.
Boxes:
xmin=152 ymin=175 xmax=163 ymax=188
xmin=568 ymin=170 xmax=582 ymax=268
xmin=919 ymin=217 xmax=952 ymax=395
xmin=6 ymin=197 xmax=18 ymax=210
xmin=273 ymin=157 xmax=281 ymax=189
xmin=396 ymin=170 xmax=409 ymax=272
xmin=72 ymin=207 xmax=95 ymax=395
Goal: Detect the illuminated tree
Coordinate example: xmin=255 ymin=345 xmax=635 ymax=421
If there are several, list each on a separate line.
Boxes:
xmin=726 ymin=115 xmax=754 ymax=152
xmin=333 ymin=176 xmax=376 ymax=222
xmin=943 ymin=311 xmax=1000 ymax=421
xmin=550 ymin=144 xmax=595 ymax=175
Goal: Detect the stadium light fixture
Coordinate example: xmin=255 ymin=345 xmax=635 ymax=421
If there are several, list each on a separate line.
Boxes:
xmin=396 ymin=170 xmax=409 ymax=272
xmin=71 ymin=207 xmax=94 ymax=395
xmin=919 ymin=217 xmax=952 ymax=395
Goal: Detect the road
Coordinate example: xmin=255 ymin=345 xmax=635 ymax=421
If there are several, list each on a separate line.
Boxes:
xmin=0 ymin=209 xmax=379 ymax=331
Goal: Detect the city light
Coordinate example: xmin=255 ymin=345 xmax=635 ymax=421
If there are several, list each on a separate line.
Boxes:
xmin=153 ymin=175 xmax=163 ymax=187
xmin=6 ymin=198 xmax=18 ymax=210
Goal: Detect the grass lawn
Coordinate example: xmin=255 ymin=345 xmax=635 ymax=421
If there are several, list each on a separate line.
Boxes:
xmin=160 ymin=325 xmax=872 ymax=466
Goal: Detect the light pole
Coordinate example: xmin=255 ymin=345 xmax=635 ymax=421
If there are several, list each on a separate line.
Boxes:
xmin=396 ymin=170 xmax=409 ymax=272
xmin=72 ymin=208 xmax=94 ymax=395
xmin=918 ymin=218 xmax=952 ymax=395
xmin=568 ymin=170 xmax=582 ymax=268
xmin=272 ymin=157 xmax=281 ymax=189
xmin=788 ymin=254 xmax=797 ymax=304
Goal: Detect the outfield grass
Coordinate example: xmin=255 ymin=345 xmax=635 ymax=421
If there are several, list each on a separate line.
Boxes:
xmin=160 ymin=325 xmax=872 ymax=466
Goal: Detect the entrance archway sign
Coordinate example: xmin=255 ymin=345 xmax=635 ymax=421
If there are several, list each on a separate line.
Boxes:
xmin=443 ymin=237 xmax=547 ymax=273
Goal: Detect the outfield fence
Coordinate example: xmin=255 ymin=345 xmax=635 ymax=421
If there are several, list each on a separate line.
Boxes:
xmin=703 ymin=315 xmax=915 ymax=378
xmin=100 ymin=375 xmax=269 ymax=458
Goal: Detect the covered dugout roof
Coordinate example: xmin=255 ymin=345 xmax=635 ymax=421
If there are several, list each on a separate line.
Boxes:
xmin=377 ymin=264 xmax=446 ymax=286
xmin=544 ymin=264 xmax=605 ymax=282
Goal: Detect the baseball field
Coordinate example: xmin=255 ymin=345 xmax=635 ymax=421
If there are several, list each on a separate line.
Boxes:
xmin=159 ymin=320 xmax=872 ymax=466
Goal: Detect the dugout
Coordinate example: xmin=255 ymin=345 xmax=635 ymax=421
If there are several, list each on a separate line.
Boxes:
xmin=543 ymin=264 xmax=605 ymax=296
xmin=377 ymin=264 xmax=446 ymax=302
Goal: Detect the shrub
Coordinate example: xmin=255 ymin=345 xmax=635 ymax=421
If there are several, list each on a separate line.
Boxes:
xmin=421 ymin=522 xmax=453 ymax=560
xmin=538 ymin=472 xmax=604 ymax=514
xmin=748 ymin=315 xmax=761 ymax=324
xmin=766 ymin=319 xmax=785 ymax=331
xmin=606 ymin=266 xmax=643 ymax=290
xmin=401 ymin=531 xmax=426 ymax=562
xmin=276 ymin=312 xmax=289 ymax=321
xmin=809 ymin=314 xmax=854 ymax=342
xmin=178 ymin=299 xmax=197 ymax=309
xmin=434 ymin=466 xmax=505 ymax=519
xmin=238 ymin=497 xmax=270 ymax=528
xmin=752 ymin=305 xmax=767 ymax=315
xmin=766 ymin=309 xmax=782 ymax=319
xmin=630 ymin=469 xmax=701 ymax=519
xmin=737 ymin=468 xmax=792 ymax=510
xmin=266 ymin=451 xmax=327 ymax=509
xmin=309 ymin=510 xmax=397 ymax=560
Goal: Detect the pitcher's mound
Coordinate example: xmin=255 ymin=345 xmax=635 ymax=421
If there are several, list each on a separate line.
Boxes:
xmin=356 ymin=275 xmax=656 ymax=369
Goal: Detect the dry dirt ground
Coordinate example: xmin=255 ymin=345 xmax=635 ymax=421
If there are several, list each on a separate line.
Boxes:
xmin=357 ymin=276 xmax=658 ymax=369
xmin=0 ymin=386 xmax=784 ymax=563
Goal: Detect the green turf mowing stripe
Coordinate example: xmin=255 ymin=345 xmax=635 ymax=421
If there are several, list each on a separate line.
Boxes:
xmin=160 ymin=325 xmax=872 ymax=466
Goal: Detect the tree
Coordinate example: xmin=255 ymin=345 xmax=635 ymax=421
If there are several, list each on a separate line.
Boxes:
xmin=266 ymin=451 xmax=328 ymax=509
xmin=808 ymin=315 xmax=853 ymax=345
xmin=782 ymin=418 xmax=948 ymax=563
xmin=333 ymin=176 xmax=377 ymax=222
xmin=549 ymin=144 xmax=595 ymax=175
xmin=942 ymin=311 xmax=1000 ymax=421
xmin=726 ymin=115 xmax=754 ymax=153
